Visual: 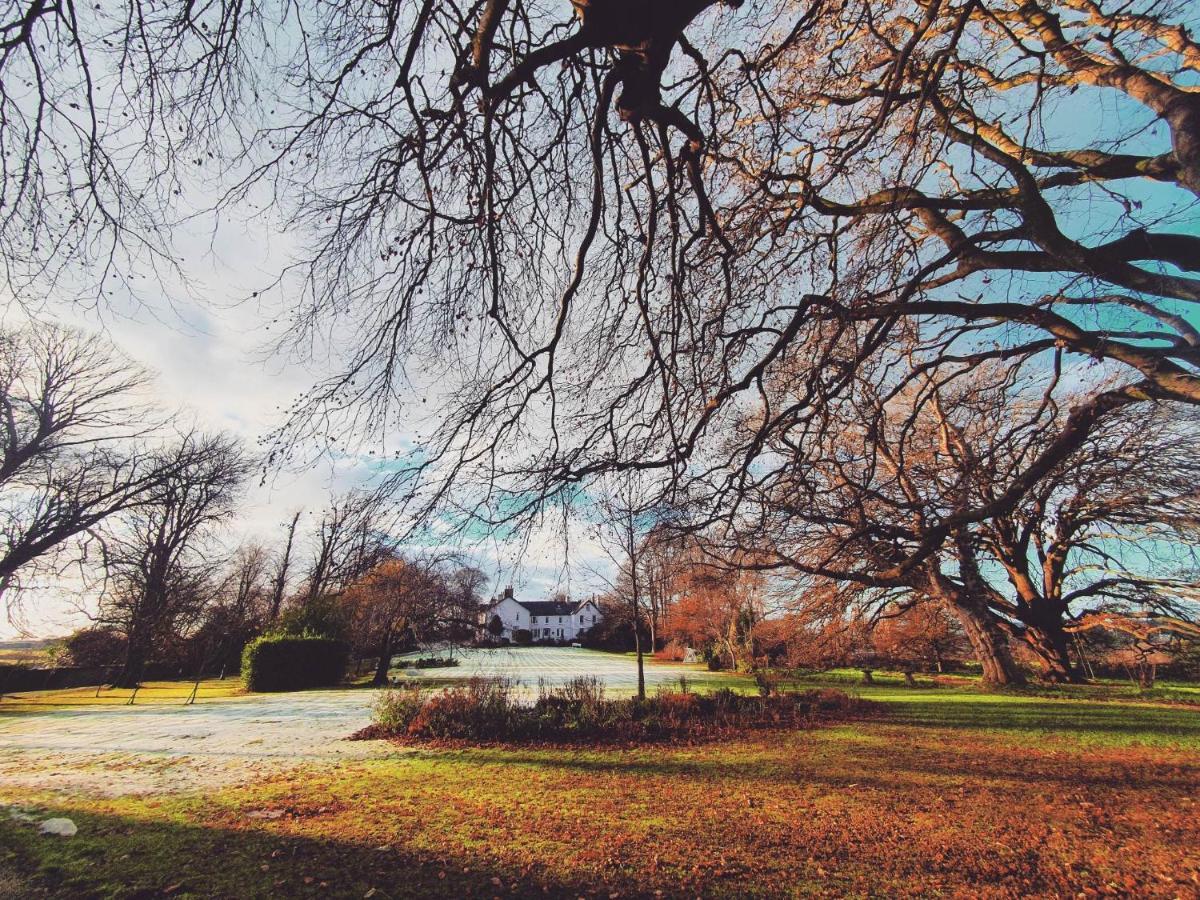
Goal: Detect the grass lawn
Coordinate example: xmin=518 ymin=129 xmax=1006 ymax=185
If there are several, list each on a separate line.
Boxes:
xmin=0 ymin=679 xmax=244 ymax=713
xmin=2 ymin=669 xmax=1198 ymax=898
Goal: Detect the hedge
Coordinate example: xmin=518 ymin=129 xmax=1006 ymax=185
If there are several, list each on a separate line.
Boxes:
xmin=241 ymin=635 xmax=349 ymax=692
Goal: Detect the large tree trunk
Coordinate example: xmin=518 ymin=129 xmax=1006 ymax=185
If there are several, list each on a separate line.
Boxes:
xmin=1020 ymin=620 xmax=1085 ymax=683
xmin=113 ymin=632 xmax=150 ymax=689
xmin=947 ymin=533 xmax=1026 ymax=687
xmin=949 ymin=594 xmax=1024 ymax=687
xmin=925 ymin=565 xmax=1025 ymax=687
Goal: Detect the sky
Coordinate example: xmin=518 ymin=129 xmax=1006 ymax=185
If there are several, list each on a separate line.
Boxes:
xmin=3 ymin=1 xmax=1197 ymax=638
xmin=0 ymin=194 xmax=611 ymax=639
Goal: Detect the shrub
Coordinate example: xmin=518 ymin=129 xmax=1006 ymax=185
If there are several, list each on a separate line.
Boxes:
xmin=58 ymin=628 xmax=127 ymax=667
xmin=369 ymin=677 xmax=877 ymax=744
xmin=513 ymin=628 xmax=532 ymax=645
xmin=407 ymin=656 xmax=460 ymax=669
xmin=373 ymin=683 xmax=429 ymax=731
xmin=653 ymin=640 xmax=688 ymax=662
xmin=405 ymin=677 xmax=517 ymax=740
xmin=274 ymin=595 xmax=351 ymax=643
xmin=241 ymin=634 xmax=349 ymax=692
xmin=753 ymin=670 xmax=780 ymax=697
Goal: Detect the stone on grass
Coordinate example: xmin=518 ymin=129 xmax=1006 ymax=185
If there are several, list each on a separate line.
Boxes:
xmin=38 ymin=817 xmax=77 ymax=837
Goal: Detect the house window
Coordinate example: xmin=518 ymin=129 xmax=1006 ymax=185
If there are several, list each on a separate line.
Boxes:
xmin=558 ymin=616 xmax=563 ymax=623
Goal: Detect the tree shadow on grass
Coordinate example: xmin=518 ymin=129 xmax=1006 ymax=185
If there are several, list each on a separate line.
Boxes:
xmin=0 ymin=803 xmax=613 ymax=900
xmin=405 ymin=738 xmax=1200 ymax=793
xmin=881 ymin=695 xmax=1200 ymax=743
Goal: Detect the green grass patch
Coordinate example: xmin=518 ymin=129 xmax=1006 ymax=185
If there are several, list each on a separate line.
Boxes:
xmin=0 ymin=679 xmax=244 ymax=713
xmin=2 ymin=664 xmax=1199 ymax=897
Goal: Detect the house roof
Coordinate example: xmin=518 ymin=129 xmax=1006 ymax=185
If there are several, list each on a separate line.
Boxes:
xmin=489 ymin=596 xmax=598 ymax=616
xmin=517 ymin=600 xmax=577 ymax=617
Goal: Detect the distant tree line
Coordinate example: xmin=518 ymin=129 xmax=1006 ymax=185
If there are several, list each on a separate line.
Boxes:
xmin=2 ymin=321 xmax=487 ymax=688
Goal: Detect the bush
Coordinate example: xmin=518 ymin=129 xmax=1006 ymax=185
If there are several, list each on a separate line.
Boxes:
xmin=57 ymin=628 xmax=127 ymax=667
xmin=653 ymin=640 xmax=688 ymax=662
xmin=368 ymin=677 xmax=877 ymax=744
xmin=373 ymin=683 xmax=430 ymax=731
xmin=407 ymin=656 xmax=460 ymax=669
xmin=753 ymin=669 xmax=780 ymax=697
xmin=241 ymin=634 xmax=349 ymax=692
xmin=274 ymin=595 xmax=351 ymax=643
xmin=513 ymin=628 xmax=532 ymax=645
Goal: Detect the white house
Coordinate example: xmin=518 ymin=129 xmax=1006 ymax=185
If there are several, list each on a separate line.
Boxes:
xmin=482 ymin=587 xmax=603 ymax=642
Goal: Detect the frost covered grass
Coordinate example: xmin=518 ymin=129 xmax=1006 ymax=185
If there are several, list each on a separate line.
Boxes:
xmin=1 ymin=664 xmax=1198 ymax=897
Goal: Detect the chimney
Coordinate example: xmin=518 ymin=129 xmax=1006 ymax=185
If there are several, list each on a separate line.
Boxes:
xmin=503 ymin=585 xmax=514 ymax=599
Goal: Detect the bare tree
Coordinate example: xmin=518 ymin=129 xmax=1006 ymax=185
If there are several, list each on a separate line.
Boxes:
xmin=225 ymin=542 xmax=271 ymax=622
xmin=592 ymin=476 xmax=680 ymax=700
xmin=8 ymin=2 xmax=1196 ymax=449
xmin=98 ymin=432 xmax=251 ymax=688
xmin=301 ymin=490 xmax=396 ymax=606
xmin=7 ymin=2 xmax=1199 ymax=629
xmin=266 ymin=510 xmax=302 ymax=622
xmin=965 ymin=402 xmax=1200 ymax=681
xmin=0 ymin=323 xmax=179 ymax=611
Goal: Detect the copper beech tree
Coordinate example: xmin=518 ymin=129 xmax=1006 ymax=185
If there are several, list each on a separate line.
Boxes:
xmin=693 ymin=360 xmax=1199 ymax=684
xmin=341 ymin=555 xmax=485 ymax=685
xmin=4 ymin=2 xmax=1198 ymax=659
xmin=3 ymin=0 xmax=1196 ymax=469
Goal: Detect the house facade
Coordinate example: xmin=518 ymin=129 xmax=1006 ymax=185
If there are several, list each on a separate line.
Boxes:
xmin=483 ymin=587 xmax=602 ymax=642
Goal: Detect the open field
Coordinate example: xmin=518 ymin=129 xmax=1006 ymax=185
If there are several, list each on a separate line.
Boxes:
xmin=1 ymin=650 xmax=1198 ymax=897
xmin=391 ymin=645 xmax=738 ymax=694
xmin=0 ymin=679 xmax=245 ymax=713
xmin=0 ymin=640 xmax=58 ymax=666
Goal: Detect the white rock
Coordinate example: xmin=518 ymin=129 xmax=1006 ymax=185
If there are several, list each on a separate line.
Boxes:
xmin=38 ymin=817 xmax=77 ymax=837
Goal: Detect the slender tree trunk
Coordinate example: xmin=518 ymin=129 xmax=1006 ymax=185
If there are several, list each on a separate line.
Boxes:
xmin=372 ymin=630 xmax=393 ymax=686
xmin=269 ymin=511 xmax=301 ymax=622
xmin=634 ymin=616 xmax=645 ymax=701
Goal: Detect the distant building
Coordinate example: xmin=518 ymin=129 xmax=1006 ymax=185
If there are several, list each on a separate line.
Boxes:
xmin=482 ymin=587 xmax=602 ymax=642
